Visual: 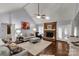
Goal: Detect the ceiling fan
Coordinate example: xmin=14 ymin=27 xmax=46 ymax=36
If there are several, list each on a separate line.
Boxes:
xmin=22 ymin=3 xmax=50 ymax=20
xmin=34 ymin=3 xmax=50 ymax=20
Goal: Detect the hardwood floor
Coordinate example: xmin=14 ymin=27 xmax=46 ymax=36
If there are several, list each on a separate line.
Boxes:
xmin=55 ymin=40 xmax=69 ymax=56
xmin=27 ymin=40 xmax=69 ymax=56
xmin=39 ymin=40 xmax=69 ymax=56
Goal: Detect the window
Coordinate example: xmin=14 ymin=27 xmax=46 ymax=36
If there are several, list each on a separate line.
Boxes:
xmin=58 ymin=27 xmax=62 ymax=39
xmin=15 ymin=28 xmax=22 ymax=37
xmin=38 ymin=26 xmax=43 ymax=35
xmin=74 ymin=27 xmax=77 ymax=36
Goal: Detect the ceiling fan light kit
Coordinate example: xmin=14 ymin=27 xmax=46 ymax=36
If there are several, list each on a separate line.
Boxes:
xmin=36 ymin=3 xmax=50 ymax=20
xmin=45 ymin=16 xmax=50 ymax=20
xmin=36 ymin=15 xmax=41 ymax=19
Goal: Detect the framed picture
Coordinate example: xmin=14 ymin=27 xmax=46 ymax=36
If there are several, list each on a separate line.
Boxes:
xmin=21 ymin=21 xmax=30 ymax=30
xmin=47 ymin=25 xmax=52 ymax=29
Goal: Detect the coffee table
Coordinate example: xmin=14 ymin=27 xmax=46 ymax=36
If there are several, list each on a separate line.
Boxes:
xmin=18 ymin=39 xmax=52 ymax=56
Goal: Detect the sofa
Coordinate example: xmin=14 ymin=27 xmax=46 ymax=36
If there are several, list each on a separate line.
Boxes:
xmin=16 ymin=30 xmax=41 ymax=43
xmin=58 ymin=37 xmax=79 ymax=56
xmin=67 ymin=37 xmax=79 ymax=47
xmin=0 ymin=39 xmax=28 ymax=56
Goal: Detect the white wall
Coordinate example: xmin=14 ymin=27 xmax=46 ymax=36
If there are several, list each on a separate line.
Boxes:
xmin=57 ymin=20 xmax=72 ymax=40
xmin=73 ymin=11 xmax=79 ymax=36
xmin=0 ymin=8 xmax=36 ymax=39
xmin=57 ymin=10 xmax=79 ymax=40
xmin=0 ymin=8 xmax=36 ymax=29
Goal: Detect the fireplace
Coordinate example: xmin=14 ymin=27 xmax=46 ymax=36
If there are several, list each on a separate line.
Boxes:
xmin=45 ymin=31 xmax=53 ymax=38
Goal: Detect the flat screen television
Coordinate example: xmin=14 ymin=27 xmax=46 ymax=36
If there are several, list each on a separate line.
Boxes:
xmin=46 ymin=31 xmax=53 ymax=37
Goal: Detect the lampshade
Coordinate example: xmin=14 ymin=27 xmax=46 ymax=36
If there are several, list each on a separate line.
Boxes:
xmin=33 ymin=28 xmax=37 ymax=32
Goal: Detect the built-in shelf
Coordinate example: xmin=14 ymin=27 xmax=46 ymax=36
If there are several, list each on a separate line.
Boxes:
xmin=43 ymin=22 xmax=57 ymax=55
xmin=43 ymin=22 xmax=56 ymax=41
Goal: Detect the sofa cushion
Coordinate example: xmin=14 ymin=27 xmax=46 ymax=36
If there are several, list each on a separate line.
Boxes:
xmin=0 ymin=39 xmax=5 ymax=46
xmin=0 ymin=45 xmax=10 ymax=56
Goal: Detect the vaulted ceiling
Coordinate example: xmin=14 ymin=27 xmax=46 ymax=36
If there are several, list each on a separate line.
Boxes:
xmin=25 ymin=3 xmax=79 ymax=24
xmin=0 ymin=3 xmax=25 ymax=13
xmin=0 ymin=3 xmax=79 ymax=25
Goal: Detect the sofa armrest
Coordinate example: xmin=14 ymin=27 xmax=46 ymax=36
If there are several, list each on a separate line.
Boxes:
xmin=12 ymin=50 xmax=28 ymax=56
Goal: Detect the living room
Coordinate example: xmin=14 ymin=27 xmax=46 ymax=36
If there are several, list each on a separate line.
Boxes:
xmin=0 ymin=3 xmax=79 ymax=56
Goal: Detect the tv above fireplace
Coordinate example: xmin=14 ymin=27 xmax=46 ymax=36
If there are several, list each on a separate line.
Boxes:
xmin=46 ymin=31 xmax=53 ymax=37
